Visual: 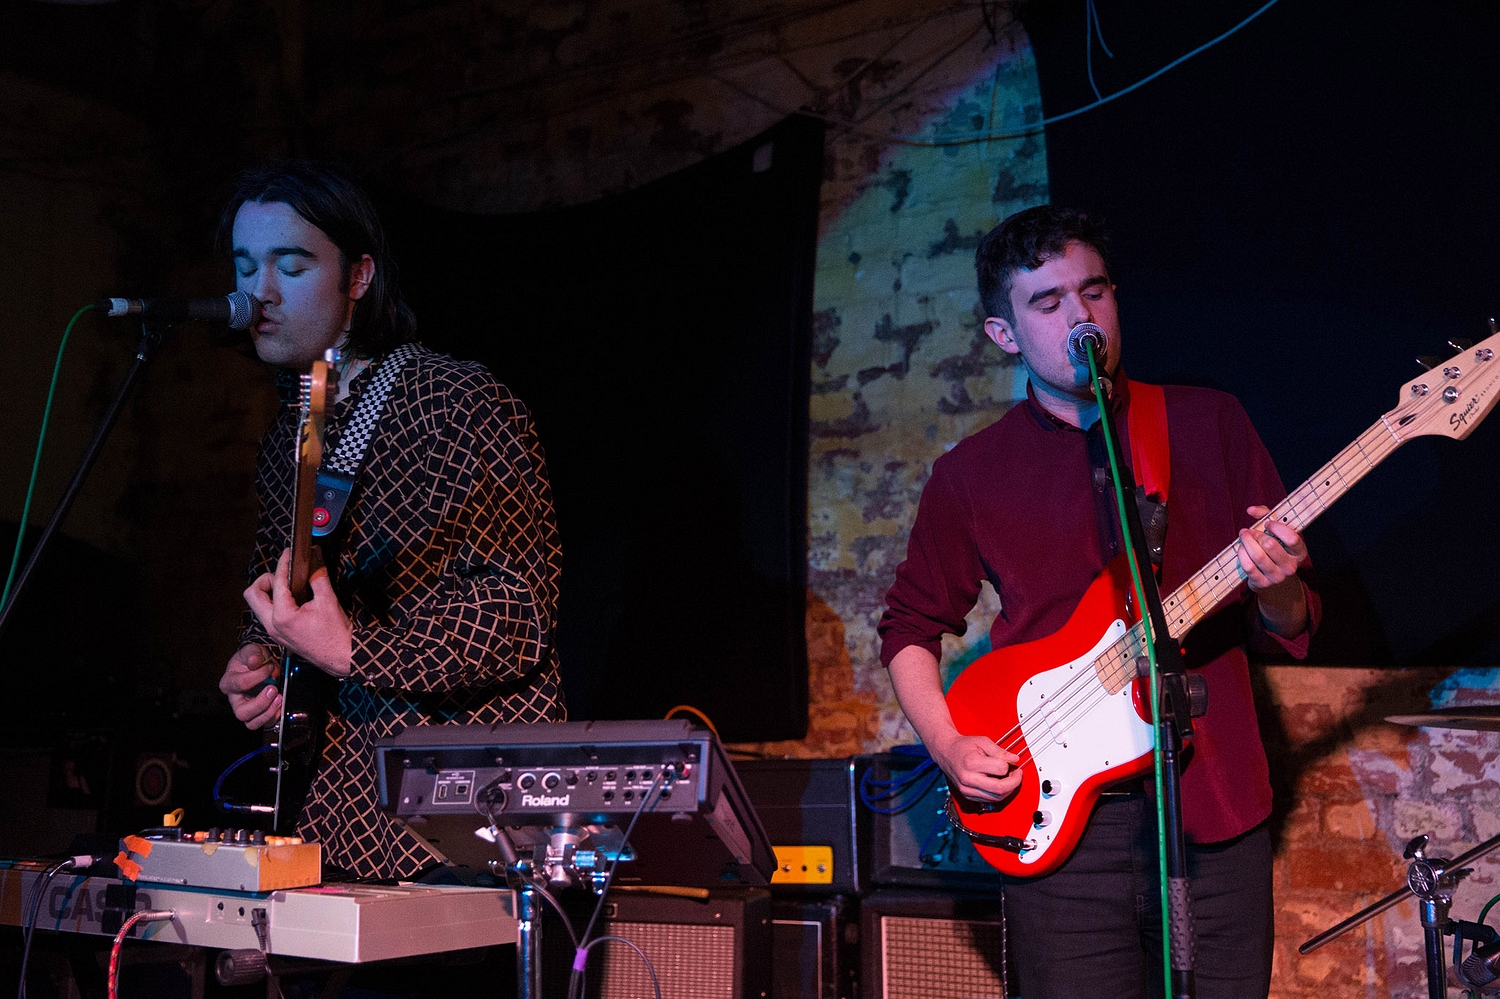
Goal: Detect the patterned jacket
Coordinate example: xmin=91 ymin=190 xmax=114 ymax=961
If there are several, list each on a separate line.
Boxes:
xmin=242 ymin=343 xmax=565 ymax=878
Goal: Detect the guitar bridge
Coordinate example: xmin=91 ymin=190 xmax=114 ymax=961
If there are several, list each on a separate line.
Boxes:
xmin=945 ymin=795 xmax=1035 ymax=854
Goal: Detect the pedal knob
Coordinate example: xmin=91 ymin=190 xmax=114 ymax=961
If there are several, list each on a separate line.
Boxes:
xmin=215 ymin=949 xmax=267 ymax=986
xmin=1186 ymin=674 xmax=1209 ymax=718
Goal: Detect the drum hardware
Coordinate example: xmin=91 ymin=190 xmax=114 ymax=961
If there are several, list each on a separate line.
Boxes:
xmin=1301 ymin=832 xmax=1500 ymax=998
xmin=1385 ymin=706 xmax=1500 ymax=732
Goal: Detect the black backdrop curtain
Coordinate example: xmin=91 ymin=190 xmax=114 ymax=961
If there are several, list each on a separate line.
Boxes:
xmin=381 ymin=114 xmax=824 ymax=741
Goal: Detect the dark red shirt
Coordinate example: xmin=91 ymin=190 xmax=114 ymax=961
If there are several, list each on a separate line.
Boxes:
xmin=879 ymin=375 xmax=1319 ymax=843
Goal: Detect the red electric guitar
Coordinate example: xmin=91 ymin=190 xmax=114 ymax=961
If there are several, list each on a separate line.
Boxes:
xmin=945 ymin=330 xmax=1500 ymax=878
xmin=271 ymin=352 xmax=339 ymax=835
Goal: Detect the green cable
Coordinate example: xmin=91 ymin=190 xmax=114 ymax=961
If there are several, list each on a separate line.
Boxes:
xmin=1477 ymin=891 xmax=1500 ymax=928
xmin=2 ymin=303 xmax=96 ymax=611
xmin=1084 ymin=347 xmax=1173 ymax=999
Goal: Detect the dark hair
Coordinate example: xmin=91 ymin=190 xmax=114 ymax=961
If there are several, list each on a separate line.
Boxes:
xmin=975 ymin=205 xmax=1111 ymax=325
xmin=217 ymin=160 xmax=416 ymax=359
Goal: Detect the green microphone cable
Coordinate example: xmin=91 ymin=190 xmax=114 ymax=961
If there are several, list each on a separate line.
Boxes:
xmin=2 ymin=303 xmax=96 ymax=610
xmin=1084 ymin=345 xmax=1174 ymax=999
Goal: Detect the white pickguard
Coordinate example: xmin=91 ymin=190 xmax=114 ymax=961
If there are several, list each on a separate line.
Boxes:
xmin=1013 ymin=619 xmax=1155 ymax=865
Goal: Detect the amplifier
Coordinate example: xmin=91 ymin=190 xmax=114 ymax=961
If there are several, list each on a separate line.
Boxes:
xmin=375 ymin=719 xmax=775 ymax=888
xmin=859 ymin=889 xmax=1009 ymax=999
xmin=544 ymin=887 xmax=771 ymax=999
xmin=861 ymin=754 xmax=1002 ymax=891
xmin=771 ymin=895 xmax=855 ymax=999
xmin=736 ymin=758 xmax=863 ymax=895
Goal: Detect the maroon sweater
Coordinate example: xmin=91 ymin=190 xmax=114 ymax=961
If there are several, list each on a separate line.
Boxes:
xmin=879 ymin=375 xmax=1319 ymax=843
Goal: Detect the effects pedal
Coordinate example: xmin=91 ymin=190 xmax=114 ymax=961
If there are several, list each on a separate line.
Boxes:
xmin=118 ymin=828 xmax=321 ymax=892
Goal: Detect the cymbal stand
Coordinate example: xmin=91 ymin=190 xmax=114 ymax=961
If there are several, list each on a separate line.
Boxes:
xmin=1301 ymin=832 xmax=1500 ymax=998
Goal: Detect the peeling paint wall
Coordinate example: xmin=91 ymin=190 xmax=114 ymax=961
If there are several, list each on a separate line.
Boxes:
xmin=738 ymin=22 xmax=1048 ymax=758
xmin=1267 ymin=665 xmax=1500 ymax=997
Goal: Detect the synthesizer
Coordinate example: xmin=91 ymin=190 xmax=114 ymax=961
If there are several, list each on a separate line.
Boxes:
xmin=0 ymin=860 xmax=516 ymax=962
xmin=374 ymin=718 xmax=776 ymax=887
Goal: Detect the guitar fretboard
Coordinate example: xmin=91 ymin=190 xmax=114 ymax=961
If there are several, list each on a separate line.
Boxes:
xmin=1090 ymin=407 xmax=1407 ymax=693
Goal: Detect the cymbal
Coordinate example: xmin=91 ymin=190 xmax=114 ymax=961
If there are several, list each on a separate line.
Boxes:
xmin=1386 ymin=706 xmax=1500 ymax=732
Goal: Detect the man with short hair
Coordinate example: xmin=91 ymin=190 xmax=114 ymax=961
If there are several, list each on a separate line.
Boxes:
xmin=216 ymin=161 xmax=564 ymax=880
xmin=879 ymin=205 xmax=1318 ymax=997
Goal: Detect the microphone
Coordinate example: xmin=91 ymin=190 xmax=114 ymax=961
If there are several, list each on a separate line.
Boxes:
xmin=1067 ymin=322 xmax=1109 ymax=365
xmin=96 ymin=291 xmax=260 ymax=330
xmin=1460 ymin=939 xmax=1500 ymax=991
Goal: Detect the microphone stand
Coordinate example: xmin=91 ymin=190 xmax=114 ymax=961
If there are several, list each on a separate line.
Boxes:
xmin=0 ymin=319 xmax=169 ymax=639
xmin=1081 ymin=341 xmax=1200 ymax=999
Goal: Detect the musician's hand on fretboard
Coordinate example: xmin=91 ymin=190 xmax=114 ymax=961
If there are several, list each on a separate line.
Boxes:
xmin=245 ymin=546 xmax=354 ymax=678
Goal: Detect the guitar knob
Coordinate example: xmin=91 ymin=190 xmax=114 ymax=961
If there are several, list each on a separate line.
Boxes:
xmin=1032 ymin=810 xmax=1053 ymax=828
xmin=1040 ymin=779 xmax=1060 ymax=797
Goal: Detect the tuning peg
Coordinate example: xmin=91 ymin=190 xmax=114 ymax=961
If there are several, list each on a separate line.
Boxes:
xmin=1489 ymin=318 xmax=1497 ymax=336
xmin=1449 ymin=338 xmax=1474 ymax=353
xmin=1416 ymin=356 xmax=1442 ymax=371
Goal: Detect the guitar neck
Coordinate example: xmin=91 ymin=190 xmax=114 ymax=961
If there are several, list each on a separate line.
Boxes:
xmin=1160 ymin=412 xmax=1406 ymax=640
xmin=288 ymin=448 xmax=318 ymax=604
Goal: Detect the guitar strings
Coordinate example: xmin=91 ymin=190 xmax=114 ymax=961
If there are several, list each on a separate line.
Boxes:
xmin=971 ymin=419 xmax=1402 ymax=782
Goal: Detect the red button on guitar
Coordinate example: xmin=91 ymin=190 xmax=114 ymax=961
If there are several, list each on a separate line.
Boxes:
xmin=313 ymin=508 xmax=330 ymax=527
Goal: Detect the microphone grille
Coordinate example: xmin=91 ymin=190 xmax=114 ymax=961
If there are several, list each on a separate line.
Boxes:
xmin=225 ymin=290 xmax=260 ymax=331
xmin=1067 ymin=322 xmax=1108 ymax=363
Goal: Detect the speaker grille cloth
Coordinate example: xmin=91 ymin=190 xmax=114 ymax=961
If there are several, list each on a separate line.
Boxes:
xmin=880 ymin=915 xmax=1005 ymax=999
xmin=586 ymin=921 xmax=738 ymax=999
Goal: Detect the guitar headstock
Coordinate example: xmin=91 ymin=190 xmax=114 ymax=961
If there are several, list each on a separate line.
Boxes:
xmin=1388 ymin=328 xmax=1500 ymax=443
xmin=297 ymin=349 xmax=342 ymax=466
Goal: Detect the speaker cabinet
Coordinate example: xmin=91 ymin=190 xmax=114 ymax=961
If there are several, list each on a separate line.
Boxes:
xmin=861 ymin=755 xmax=1003 ymax=892
xmin=737 ymin=758 xmax=864 ymax=895
xmin=858 ymin=890 xmax=1009 ymax=999
xmin=772 ymin=896 xmax=856 ymax=999
xmin=547 ymin=887 xmax=771 ymax=999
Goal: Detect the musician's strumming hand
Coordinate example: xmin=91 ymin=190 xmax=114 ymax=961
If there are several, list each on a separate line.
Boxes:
xmin=218 ymin=643 xmax=282 ymax=730
xmin=1237 ymin=504 xmax=1309 ymax=637
xmin=929 ymin=732 xmax=1023 ymax=803
xmin=888 ymin=643 xmax=1023 ymax=803
xmin=244 ymin=547 xmax=354 ymax=677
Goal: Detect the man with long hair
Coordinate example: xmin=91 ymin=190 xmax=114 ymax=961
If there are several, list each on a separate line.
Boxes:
xmin=215 ymin=161 xmax=564 ymax=880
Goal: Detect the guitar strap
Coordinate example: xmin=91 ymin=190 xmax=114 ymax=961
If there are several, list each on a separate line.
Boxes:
xmin=1126 ymin=380 xmax=1171 ymax=572
xmin=1126 ymin=379 xmax=1170 ymax=502
xmin=311 ymin=341 xmax=421 ymax=538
